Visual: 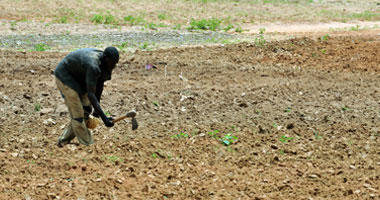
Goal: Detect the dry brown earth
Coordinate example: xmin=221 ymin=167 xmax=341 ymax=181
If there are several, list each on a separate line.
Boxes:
xmin=1 ymin=31 xmax=380 ymax=199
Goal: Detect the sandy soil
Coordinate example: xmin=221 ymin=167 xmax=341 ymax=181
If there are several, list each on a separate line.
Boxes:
xmin=1 ymin=29 xmax=380 ymax=200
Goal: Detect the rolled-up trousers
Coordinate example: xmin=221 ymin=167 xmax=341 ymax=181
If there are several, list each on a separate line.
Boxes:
xmin=55 ymin=77 xmax=94 ymax=145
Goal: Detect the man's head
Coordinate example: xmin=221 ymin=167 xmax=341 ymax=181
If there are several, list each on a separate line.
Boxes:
xmin=102 ymin=46 xmax=119 ymax=71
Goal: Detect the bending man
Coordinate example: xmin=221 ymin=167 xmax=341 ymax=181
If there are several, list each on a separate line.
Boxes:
xmin=54 ymin=47 xmax=119 ymax=147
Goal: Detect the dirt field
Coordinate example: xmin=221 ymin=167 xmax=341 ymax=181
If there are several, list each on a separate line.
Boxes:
xmin=1 ymin=0 xmax=380 ymax=199
xmin=1 ymin=32 xmax=380 ymax=199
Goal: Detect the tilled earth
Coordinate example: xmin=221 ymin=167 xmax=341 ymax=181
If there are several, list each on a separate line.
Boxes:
xmin=1 ymin=34 xmax=380 ymax=199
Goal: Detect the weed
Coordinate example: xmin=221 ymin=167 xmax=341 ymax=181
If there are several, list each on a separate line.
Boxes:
xmin=146 ymin=22 xmax=157 ymax=30
xmin=279 ymin=149 xmax=285 ymax=155
xmin=117 ymin=41 xmax=129 ymax=51
xmin=223 ymin=24 xmax=234 ymax=32
xmin=158 ymin=13 xmax=167 ymax=20
xmin=284 ymin=107 xmax=291 ymax=112
xmin=350 ymin=25 xmax=360 ymax=31
xmin=273 ymin=123 xmax=278 ymax=129
xmin=259 ymin=28 xmax=266 ymax=34
xmin=10 ymin=21 xmax=17 ymax=30
xmin=320 ymin=49 xmax=327 ymax=54
xmin=321 ymin=34 xmax=329 ymax=41
xmin=34 ymin=103 xmax=41 ymax=112
xmin=91 ymin=14 xmax=104 ymax=24
xmin=279 ymin=135 xmax=294 ymax=143
xmin=314 ymin=131 xmax=322 ymax=140
xmin=171 ymin=132 xmax=189 ymax=139
xmin=188 ymin=18 xmax=222 ymax=31
xmin=349 ymin=11 xmax=380 ymax=21
xmin=107 ymin=155 xmax=123 ymax=163
xmin=152 ymin=153 xmax=158 ymax=158
xmin=342 ymin=106 xmax=350 ymax=111
xmin=235 ymin=26 xmax=243 ymax=33
xmin=208 ymin=130 xmax=220 ymax=139
xmin=123 ymin=15 xmax=146 ymax=25
xmin=140 ymin=42 xmax=151 ymax=50
xmin=152 ymin=101 xmax=159 ymax=106
xmin=220 ymin=133 xmax=238 ymax=146
xmin=173 ymin=24 xmax=182 ymax=30
xmin=105 ymin=111 xmax=111 ymax=116
xmin=60 ymin=16 xmax=68 ymax=23
xmin=104 ymin=12 xmax=117 ymax=24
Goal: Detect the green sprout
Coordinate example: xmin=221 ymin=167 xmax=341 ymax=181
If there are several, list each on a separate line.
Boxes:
xmin=279 ymin=135 xmax=294 ymax=143
xmin=34 ymin=103 xmax=41 ymax=112
xmin=220 ymin=133 xmax=238 ymax=146
xmin=171 ymin=132 xmax=189 ymax=139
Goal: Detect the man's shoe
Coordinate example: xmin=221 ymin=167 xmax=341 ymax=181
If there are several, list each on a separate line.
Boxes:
xmin=57 ymin=138 xmax=69 ymax=148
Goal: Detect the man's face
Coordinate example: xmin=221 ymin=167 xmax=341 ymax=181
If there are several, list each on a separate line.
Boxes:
xmin=105 ymin=57 xmax=118 ymax=72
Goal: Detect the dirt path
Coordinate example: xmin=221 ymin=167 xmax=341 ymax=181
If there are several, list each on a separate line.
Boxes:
xmin=1 ymin=20 xmax=379 ymax=52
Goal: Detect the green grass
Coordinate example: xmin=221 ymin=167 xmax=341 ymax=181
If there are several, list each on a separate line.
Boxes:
xmin=91 ymin=11 xmax=117 ymax=24
xmin=279 ymin=135 xmax=294 ymax=143
xmin=34 ymin=43 xmax=50 ymax=51
xmin=171 ymin=132 xmax=189 ymax=139
xmin=123 ymin=15 xmax=146 ymax=25
xmin=188 ymin=18 xmax=222 ymax=31
xmin=34 ymin=103 xmax=41 ymax=112
xmin=348 ymin=11 xmax=380 ymax=21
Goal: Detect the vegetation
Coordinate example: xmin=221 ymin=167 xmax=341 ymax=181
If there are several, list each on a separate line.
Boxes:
xmin=34 ymin=43 xmax=50 ymax=51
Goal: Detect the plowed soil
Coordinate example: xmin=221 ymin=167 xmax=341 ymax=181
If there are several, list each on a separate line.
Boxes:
xmin=1 ymin=34 xmax=380 ymax=199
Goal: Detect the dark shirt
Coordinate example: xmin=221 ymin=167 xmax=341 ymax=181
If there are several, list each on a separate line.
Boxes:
xmin=54 ymin=48 xmax=111 ymax=94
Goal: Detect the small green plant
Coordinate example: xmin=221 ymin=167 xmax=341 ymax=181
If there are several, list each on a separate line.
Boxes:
xmin=152 ymin=101 xmax=159 ymax=106
xmin=350 ymin=25 xmax=360 ymax=31
xmin=342 ymin=106 xmax=350 ymax=111
xmin=152 ymin=153 xmax=158 ymax=158
xmin=171 ymin=132 xmax=189 ymax=139
xmin=104 ymin=12 xmax=116 ymax=24
xmin=117 ymin=41 xmax=128 ymax=50
xmin=223 ymin=24 xmax=234 ymax=32
xmin=123 ymin=15 xmax=146 ymax=25
xmin=105 ymin=111 xmax=111 ymax=117
xmin=158 ymin=13 xmax=167 ymax=20
xmin=259 ymin=28 xmax=266 ymax=34
xmin=188 ymin=18 xmax=222 ymax=31
xmin=279 ymin=149 xmax=285 ymax=155
xmin=314 ymin=131 xmax=322 ymax=140
xmin=208 ymin=130 xmax=220 ymax=138
xmin=34 ymin=103 xmax=41 ymax=111
xmin=321 ymin=34 xmax=329 ymax=41
xmin=220 ymin=133 xmax=238 ymax=146
xmin=34 ymin=43 xmax=50 ymax=51
xmin=146 ymin=22 xmax=157 ymax=30
xmin=320 ymin=49 xmax=327 ymax=54
xmin=10 ymin=21 xmax=17 ymax=30
xmin=273 ymin=123 xmax=278 ymax=129
xmin=235 ymin=26 xmax=243 ymax=33
xmin=60 ymin=16 xmax=68 ymax=23
xmin=91 ymin=14 xmax=104 ymax=24
xmin=279 ymin=135 xmax=294 ymax=143
xmin=284 ymin=107 xmax=291 ymax=112
xmin=173 ymin=24 xmax=182 ymax=30
xmin=107 ymin=155 xmax=123 ymax=163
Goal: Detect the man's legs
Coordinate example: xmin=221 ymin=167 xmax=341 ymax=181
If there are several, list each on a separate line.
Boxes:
xmin=55 ymin=78 xmax=94 ymax=147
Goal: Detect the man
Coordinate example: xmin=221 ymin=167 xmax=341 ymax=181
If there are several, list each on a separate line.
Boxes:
xmin=54 ymin=47 xmax=119 ymax=147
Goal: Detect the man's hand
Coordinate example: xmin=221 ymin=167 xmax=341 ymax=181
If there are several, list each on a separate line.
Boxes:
xmin=103 ymin=117 xmax=114 ymax=127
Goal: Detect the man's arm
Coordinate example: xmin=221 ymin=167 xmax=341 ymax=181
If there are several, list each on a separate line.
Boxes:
xmin=87 ymin=84 xmax=113 ymax=127
xmin=95 ymin=81 xmax=104 ymax=102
